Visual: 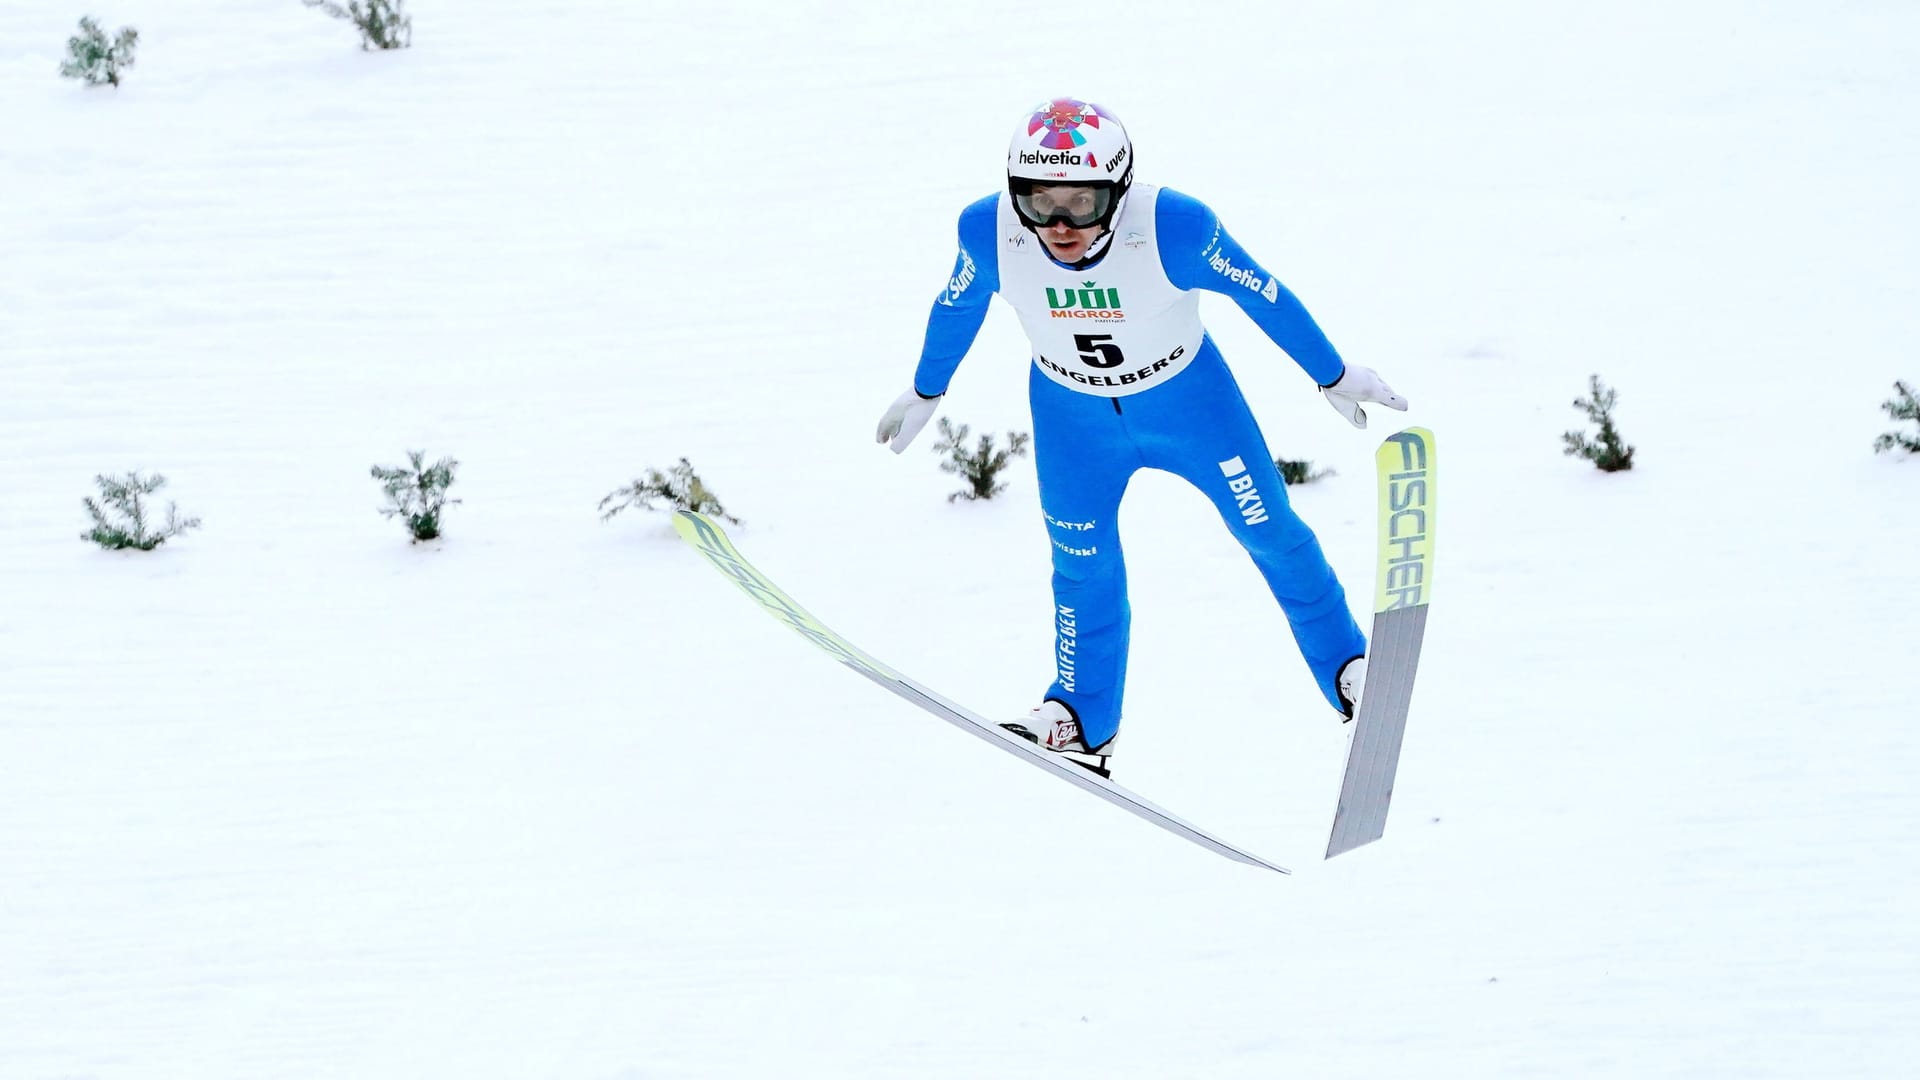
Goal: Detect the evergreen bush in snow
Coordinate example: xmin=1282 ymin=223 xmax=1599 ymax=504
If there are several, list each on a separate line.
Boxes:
xmin=81 ymin=471 xmax=200 ymax=550
xmin=59 ymin=16 xmax=138 ymax=87
xmin=1562 ymin=374 xmax=1636 ymax=472
xmin=932 ymin=417 xmax=1030 ymax=503
xmin=371 ymin=450 xmax=460 ymax=541
xmin=599 ymin=458 xmax=741 ymax=525
xmin=1275 ymin=456 xmax=1334 ymax=485
xmin=1874 ymin=380 xmax=1920 ymax=454
xmin=303 ymin=0 xmax=412 ymax=50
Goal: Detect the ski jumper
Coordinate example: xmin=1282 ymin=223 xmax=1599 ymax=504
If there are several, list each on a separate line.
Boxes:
xmin=911 ymin=185 xmax=1365 ymax=749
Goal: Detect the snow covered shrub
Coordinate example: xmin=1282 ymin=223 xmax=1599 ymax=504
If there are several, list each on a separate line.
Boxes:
xmin=303 ymin=0 xmax=412 ymax=51
xmin=1874 ymin=380 xmax=1919 ymax=454
xmin=599 ymin=458 xmax=741 ymax=525
xmin=932 ymin=417 xmax=1031 ymax=503
xmin=1275 ymin=456 xmax=1334 ymax=485
xmin=371 ymin=450 xmax=460 ymax=541
xmin=1562 ymin=374 xmax=1636 ymax=472
xmin=82 ymin=472 xmax=200 ymax=551
xmin=59 ymin=16 xmax=138 ymax=87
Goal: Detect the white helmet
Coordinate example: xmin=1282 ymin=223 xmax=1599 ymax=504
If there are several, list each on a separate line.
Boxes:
xmin=1006 ymin=97 xmax=1134 ymax=233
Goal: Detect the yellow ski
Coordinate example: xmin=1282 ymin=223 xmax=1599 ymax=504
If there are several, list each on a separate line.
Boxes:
xmin=1328 ymin=427 xmax=1437 ymax=858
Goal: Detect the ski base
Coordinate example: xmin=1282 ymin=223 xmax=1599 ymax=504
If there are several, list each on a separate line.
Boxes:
xmin=672 ymin=510 xmax=1289 ymax=874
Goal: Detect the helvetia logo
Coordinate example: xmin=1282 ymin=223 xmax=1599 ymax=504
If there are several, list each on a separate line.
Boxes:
xmin=1018 ymin=149 xmax=1083 ymax=167
xmin=1208 ymin=251 xmax=1264 ymax=293
xmin=1046 ymin=280 xmax=1124 ymax=320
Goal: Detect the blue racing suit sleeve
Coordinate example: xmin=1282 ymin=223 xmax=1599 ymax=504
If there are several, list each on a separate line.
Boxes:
xmin=909 ymin=195 xmax=1001 ymax=397
xmin=1156 ymin=188 xmax=1346 ymax=387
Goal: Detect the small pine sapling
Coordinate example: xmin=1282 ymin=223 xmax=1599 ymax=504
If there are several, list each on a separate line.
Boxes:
xmin=932 ymin=417 xmax=1031 ymax=503
xmin=81 ymin=471 xmax=201 ymax=550
xmin=599 ymin=458 xmax=741 ymax=525
xmin=1873 ymin=380 xmax=1920 ymax=455
xmin=371 ymin=450 xmax=460 ymax=541
xmin=303 ymin=0 xmax=413 ymax=50
xmin=1562 ymin=374 xmax=1636 ymax=472
xmin=59 ymin=16 xmax=139 ymax=87
xmin=1275 ymin=456 xmax=1334 ymax=485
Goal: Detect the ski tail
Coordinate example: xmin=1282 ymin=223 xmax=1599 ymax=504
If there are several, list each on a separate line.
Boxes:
xmin=1327 ymin=427 xmax=1436 ymax=858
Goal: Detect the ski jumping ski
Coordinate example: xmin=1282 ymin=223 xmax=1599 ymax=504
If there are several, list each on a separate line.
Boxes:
xmin=1327 ymin=426 xmax=1437 ymax=858
xmin=671 ymin=510 xmax=1290 ymax=874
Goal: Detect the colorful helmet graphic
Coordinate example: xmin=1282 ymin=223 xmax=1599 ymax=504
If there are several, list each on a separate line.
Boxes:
xmin=1006 ymin=97 xmax=1134 ymax=232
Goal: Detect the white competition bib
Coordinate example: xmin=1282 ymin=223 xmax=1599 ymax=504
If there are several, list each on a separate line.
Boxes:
xmin=996 ymin=184 xmax=1204 ymax=397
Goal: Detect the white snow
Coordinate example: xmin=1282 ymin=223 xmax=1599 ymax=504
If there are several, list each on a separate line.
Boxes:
xmin=4 ymin=1 xmax=1917 ymax=1076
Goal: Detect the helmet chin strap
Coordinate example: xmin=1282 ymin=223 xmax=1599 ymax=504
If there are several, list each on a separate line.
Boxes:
xmin=1056 ymin=227 xmax=1117 ymax=270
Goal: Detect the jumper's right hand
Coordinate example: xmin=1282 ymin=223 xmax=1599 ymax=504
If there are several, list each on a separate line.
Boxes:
xmin=875 ymin=387 xmax=942 ymax=453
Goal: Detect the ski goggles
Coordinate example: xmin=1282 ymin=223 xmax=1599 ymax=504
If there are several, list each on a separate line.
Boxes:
xmin=1010 ymin=180 xmax=1115 ymax=229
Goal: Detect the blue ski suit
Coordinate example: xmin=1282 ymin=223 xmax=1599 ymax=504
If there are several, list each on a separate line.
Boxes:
xmin=909 ymin=185 xmax=1365 ymax=749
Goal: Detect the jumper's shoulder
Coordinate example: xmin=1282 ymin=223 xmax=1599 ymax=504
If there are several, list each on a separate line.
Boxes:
xmin=954 ymin=193 xmax=1002 ymax=255
xmin=959 ymin=193 xmax=1000 ymax=228
xmin=1151 ymin=187 xmax=1219 ymax=235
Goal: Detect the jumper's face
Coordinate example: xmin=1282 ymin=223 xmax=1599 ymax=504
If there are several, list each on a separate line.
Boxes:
xmin=1019 ymin=185 xmax=1106 ymax=262
xmin=1038 ymin=218 xmax=1102 ymax=262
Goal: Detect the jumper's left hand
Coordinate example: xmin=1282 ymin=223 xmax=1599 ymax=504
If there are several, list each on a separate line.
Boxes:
xmin=1321 ymin=365 xmax=1407 ymax=429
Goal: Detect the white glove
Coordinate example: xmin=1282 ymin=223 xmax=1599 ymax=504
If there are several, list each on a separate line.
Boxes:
xmin=875 ymin=387 xmax=942 ymax=453
xmin=1321 ymin=365 xmax=1407 ymax=429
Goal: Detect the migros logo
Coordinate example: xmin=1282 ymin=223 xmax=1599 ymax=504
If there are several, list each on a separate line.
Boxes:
xmin=1046 ymin=281 xmax=1124 ymax=320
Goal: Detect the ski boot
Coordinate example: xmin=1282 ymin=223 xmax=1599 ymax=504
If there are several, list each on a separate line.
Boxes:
xmin=1001 ymin=700 xmax=1113 ymax=779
